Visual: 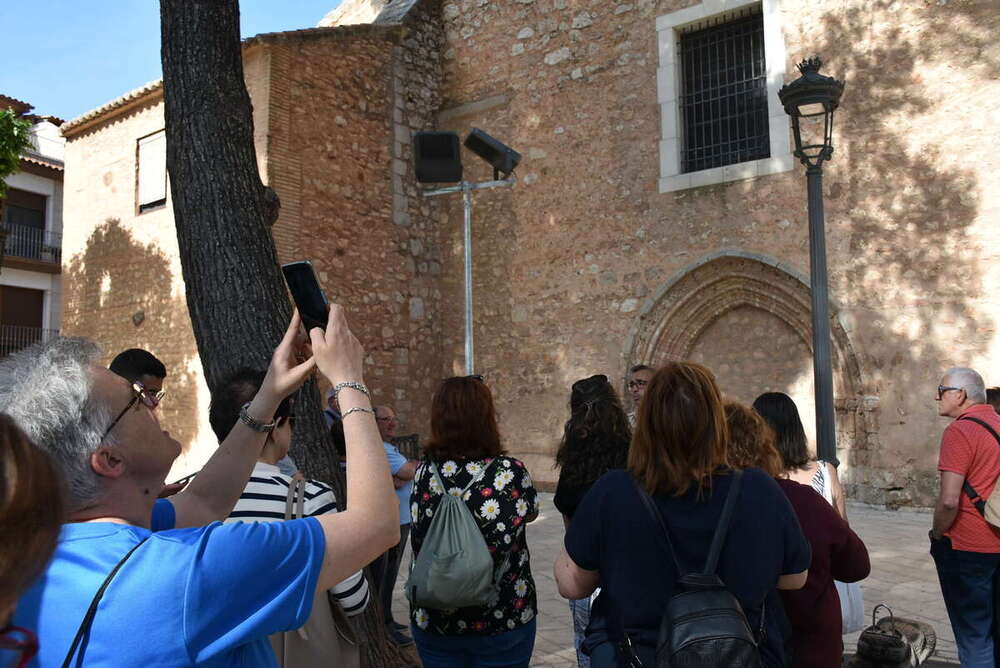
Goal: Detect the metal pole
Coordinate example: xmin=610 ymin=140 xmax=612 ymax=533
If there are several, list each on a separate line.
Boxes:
xmin=462 ymin=181 xmax=474 ymax=375
xmin=806 ymin=164 xmax=838 ymax=465
xmin=421 ymin=175 xmax=514 ymax=376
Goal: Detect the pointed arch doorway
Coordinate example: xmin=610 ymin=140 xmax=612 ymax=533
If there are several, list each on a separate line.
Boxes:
xmin=623 ymin=251 xmax=875 ymax=464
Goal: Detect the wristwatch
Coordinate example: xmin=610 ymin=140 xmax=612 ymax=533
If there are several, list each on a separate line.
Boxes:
xmin=239 ymin=402 xmax=276 ymax=433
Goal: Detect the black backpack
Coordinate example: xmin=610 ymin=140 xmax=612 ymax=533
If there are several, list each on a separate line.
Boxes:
xmin=631 ymin=471 xmax=763 ymax=668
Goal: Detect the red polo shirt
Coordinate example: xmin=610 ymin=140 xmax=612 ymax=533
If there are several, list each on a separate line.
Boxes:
xmin=938 ymin=404 xmax=1000 ymax=552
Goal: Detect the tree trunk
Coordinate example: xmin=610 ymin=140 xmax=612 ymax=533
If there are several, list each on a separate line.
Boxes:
xmin=159 ymin=2 xmax=415 ymax=665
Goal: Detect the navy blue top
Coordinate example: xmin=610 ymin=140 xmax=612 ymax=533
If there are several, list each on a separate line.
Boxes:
xmin=565 ymin=468 xmax=811 ymax=667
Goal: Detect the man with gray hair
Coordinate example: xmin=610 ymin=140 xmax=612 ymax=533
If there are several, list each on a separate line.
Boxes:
xmin=930 ymin=366 xmax=1000 ymax=667
xmin=6 ymin=309 xmax=400 ymax=667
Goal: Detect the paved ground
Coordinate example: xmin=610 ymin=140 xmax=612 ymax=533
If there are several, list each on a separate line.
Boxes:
xmin=391 ymin=493 xmax=957 ymax=667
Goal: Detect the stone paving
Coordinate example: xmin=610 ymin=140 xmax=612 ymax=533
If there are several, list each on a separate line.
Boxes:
xmin=391 ymin=493 xmax=957 ymax=667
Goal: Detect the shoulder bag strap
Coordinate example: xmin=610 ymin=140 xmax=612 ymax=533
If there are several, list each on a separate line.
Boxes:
xmin=62 ymin=537 xmax=149 ymax=668
xmin=284 ymin=477 xmax=297 ymax=520
xmin=630 ymin=475 xmax=685 ymax=575
xmin=956 ymin=416 xmax=1000 ymax=515
xmin=703 ymin=469 xmax=743 ymax=575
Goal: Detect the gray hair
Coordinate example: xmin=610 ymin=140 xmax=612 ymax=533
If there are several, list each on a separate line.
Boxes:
xmin=0 ymin=337 xmax=112 ymax=510
xmin=943 ymin=367 xmax=987 ymax=404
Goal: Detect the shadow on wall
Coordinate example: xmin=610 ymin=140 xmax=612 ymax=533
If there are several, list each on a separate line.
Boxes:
xmin=63 ymin=218 xmax=201 ymax=454
xmin=812 ymin=2 xmax=991 ymax=506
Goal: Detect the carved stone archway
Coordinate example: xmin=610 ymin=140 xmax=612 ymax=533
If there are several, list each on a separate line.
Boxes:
xmin=623 ymin=250 xmax=876 ymax=453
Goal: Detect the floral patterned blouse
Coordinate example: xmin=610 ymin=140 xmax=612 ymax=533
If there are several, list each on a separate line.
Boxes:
xmin=408 ymin=455 xmax=539 ymax=636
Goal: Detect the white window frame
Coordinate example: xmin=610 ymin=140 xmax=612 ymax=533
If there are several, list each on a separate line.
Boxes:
xmin=137 ymin=130 xmax=167 ymax=212
xmin=657 ymin=0 xmax=793 ymax=193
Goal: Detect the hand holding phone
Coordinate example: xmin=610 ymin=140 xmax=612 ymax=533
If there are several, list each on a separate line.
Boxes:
xmin=281 ymin=260 xmax=329 ymax=331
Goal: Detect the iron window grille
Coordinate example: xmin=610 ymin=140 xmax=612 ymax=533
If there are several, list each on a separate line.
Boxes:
xmin=679 ymin=9 xmax=770 ymax=174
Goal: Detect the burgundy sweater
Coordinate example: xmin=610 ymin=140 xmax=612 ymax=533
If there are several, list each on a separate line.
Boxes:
xmin=776 ymin=479 xmax=870 ymax=668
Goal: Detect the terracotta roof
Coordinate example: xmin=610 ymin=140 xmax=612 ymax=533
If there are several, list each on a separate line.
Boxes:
xmin=20 ymin=151 xmax=64 ymax=171
xmin=61 ymin=80 xmax=163 ymax=136
xmin=243 ymin=23 xmax=402 ymax=46
xmin=25 ymin=114 xmax=65 ymax=127
xmin=0 ymin=94 xmax=33 ymax=115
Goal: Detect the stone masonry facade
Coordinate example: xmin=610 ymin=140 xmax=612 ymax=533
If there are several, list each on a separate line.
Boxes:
xmin=60 ymin=0 xmax=1000 ymax=504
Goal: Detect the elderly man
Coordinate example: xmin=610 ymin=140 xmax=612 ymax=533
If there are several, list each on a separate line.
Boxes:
xmin=4 ymin=309 xmax=398 ymax=667
xmin=930 ymin=367 xmax=1000 ymax=668
xmin=371 ymin=404 xmax=418 ymax=644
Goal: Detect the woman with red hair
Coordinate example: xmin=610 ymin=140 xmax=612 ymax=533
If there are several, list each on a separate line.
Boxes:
xmin=408 ymin=376 xmax=539 ymax=668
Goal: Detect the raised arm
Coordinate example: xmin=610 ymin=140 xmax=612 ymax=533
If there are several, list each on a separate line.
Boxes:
xmin=170 ymin=311 xmax=315 ymax=528
xmin=310 ymin=305 xmax=400 ymax=590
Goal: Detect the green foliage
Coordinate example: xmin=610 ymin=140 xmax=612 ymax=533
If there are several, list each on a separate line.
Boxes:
xmin=0 ymin=108 xmax=33 ymax=198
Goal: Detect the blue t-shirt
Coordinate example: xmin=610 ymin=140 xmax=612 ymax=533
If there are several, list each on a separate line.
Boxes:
xmin=14 ymin=498 xmax=325 ymax=667
xmin=565 ymin=469 xmax=811 ymax=667
xmin=384 ymin=442 xmax=412 ymax=525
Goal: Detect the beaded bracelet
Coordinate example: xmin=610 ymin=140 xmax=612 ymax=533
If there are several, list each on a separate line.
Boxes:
xmin=341 ymin=406 xmax=375 ymax=419
xmin=333 ymin=381 xmax=370 ymax=400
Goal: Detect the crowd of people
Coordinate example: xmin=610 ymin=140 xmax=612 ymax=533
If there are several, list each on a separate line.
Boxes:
xmin=1 ymin=306 xmax=999 ymax=667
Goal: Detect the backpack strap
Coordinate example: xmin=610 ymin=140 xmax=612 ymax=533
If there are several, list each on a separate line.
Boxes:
xmin=631 ymin=475 xmax=686 ymax=575
xmin=956 ymin=416 xmax=1000 ymax=516
xmin=62 ymin=537 xmax=149 ymax=668
xmin=460 ymin=458 xmax=500 ymax=494
xmin=704 ymin=470 xmax=743 ymax=576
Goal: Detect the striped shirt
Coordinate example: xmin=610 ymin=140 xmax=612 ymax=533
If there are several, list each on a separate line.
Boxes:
xmin=225 ymin=461 xmax=369 ymax=615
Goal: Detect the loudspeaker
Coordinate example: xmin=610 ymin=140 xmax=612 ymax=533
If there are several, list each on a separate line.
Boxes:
xmin=414 ymin=132 xmax=463 ymax=183
xmin=464 ymin=128 xmax=521 ymax=177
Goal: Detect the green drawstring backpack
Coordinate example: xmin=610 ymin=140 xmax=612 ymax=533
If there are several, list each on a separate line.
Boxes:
xmin=406 ymin=459 xmax=504 ymax=610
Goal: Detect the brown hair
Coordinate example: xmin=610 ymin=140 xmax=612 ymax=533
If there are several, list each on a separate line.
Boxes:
xmin=0 ymin=414 xmax=65 ymax=615
xmin=424 ymin=377 xmax=505 ymax=461
xmin=628 ymin=362 xmax=730 ymax=496
xmin=724 ymin=401 xmax=784 ymax=477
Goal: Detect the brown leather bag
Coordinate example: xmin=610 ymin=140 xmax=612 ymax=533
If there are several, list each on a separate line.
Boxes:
xmin=270 ymin=479 xmax=362 ymax=668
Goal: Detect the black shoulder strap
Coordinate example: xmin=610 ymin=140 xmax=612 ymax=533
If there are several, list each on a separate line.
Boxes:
xmin=956 ymin=416 xmax=1000 ymax=515
xmin=62 ymin=537 xmax=149 ymax=668
xmin=704 ymin=470 xmax=743 ymax=575
xmin=631 ymin=475 xmax=685 ymax=575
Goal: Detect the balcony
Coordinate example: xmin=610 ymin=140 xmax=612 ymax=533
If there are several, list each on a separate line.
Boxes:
xmin=0 ymin=325 xmax=58 ymax=358
xmin=2 ymin=224 xmax=62 ymax=265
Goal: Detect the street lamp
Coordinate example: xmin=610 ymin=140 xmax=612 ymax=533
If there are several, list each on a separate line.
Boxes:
xmin=778 ymin=57 xmax=845 ymax=466
xmin=414 ymin=129 xmax=521 ymax=374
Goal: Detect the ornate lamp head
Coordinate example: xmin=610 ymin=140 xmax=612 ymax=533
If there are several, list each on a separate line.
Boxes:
xmin=778 ymin=57 xmax=846 ymax=168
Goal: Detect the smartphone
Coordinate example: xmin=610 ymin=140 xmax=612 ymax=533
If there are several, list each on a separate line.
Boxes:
xmin=169 ymin=471 xmax=199 ymax=486
xmin=281 ymin=260 xmax=329 ymax=331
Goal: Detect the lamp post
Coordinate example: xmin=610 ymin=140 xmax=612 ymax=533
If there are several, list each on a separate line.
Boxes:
xmin=778 ymin=57 xmax=845 ymax=465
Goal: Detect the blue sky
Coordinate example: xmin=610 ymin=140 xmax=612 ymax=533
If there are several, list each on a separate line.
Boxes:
xmin=2 ymin=1 xmax=341 ymax=122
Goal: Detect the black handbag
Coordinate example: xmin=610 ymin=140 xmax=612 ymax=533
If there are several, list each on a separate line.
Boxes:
xmin=855 ymin=604 xmax=911 ymax=664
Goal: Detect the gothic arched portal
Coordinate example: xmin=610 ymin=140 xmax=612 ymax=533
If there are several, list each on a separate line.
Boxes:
xmin=623 ymin=250 xmax=876 ymax=463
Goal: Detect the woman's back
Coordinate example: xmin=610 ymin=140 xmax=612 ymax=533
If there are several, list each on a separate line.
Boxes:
xmin=410 ymin=455 xmax=538 ymax=635
xmin=565 ymin=468 xmax=810 ymax=667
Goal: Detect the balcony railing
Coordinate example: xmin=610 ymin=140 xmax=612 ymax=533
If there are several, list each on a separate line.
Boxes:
xmin=2 ymin=224 xmax=62 ymax=264
xmin=0 ymin=325 xmax=58 ymax=358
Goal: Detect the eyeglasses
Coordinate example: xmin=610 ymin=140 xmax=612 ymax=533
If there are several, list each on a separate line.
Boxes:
xmin=0 ymin=624 xmax=39 ymax=668
xmin=937 ymin=385 xmax=965 ymax=400
xmin=375 ymin=414 xmax=398 ymax=423
xmin=139 ymin=383 xmax=166 ymax=407
xmin=627 ymin=379 xmax=649 ymax=390
xmin=102 ymin=381 xmax=155 ymax=441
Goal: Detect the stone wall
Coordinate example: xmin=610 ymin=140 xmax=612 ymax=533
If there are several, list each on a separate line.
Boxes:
xmin=263 ymin=23 xmax=446 ymax=438
xmin=431 ymin=0 xmax=1000 ymax=503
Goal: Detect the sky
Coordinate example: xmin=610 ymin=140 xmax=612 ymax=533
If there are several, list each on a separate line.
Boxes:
xmin=2 ymin=1 xmax=341 ymax=122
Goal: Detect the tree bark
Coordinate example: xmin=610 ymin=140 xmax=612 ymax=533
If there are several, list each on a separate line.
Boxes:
xmin=159 ymin=2 xmax=415 ymax=665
